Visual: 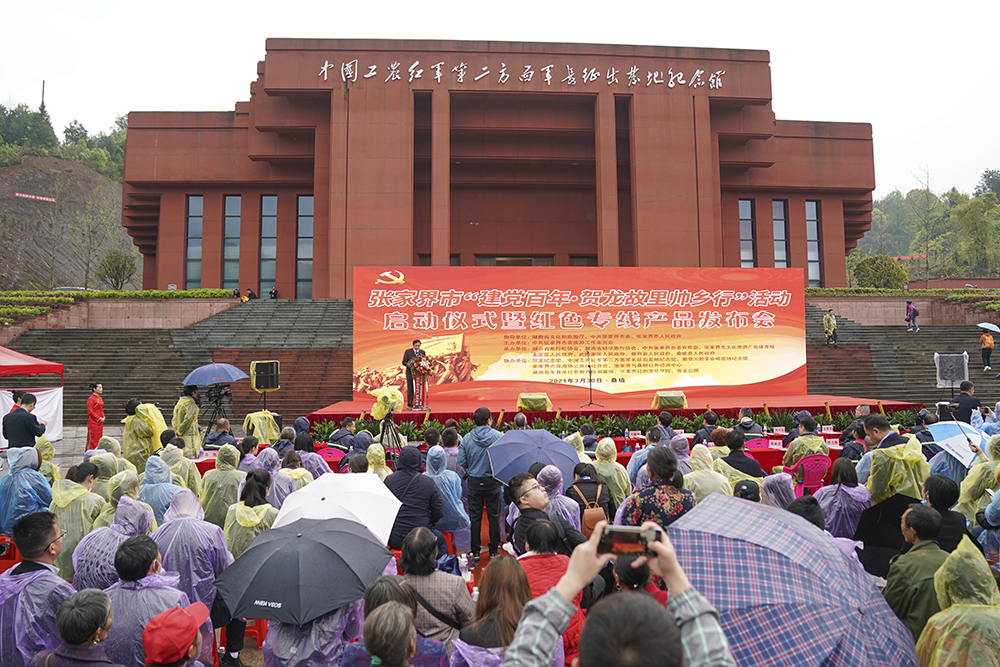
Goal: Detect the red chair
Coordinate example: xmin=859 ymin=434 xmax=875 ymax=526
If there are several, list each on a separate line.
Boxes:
xmin=219 ymin=619 xmax=268 ymax=652
xmin=442 ymin=532 xmax=456 ymax=555
xmin=782 ymin=454 xmax=831 ymax=497
xmin=745 ymin=438 xmax=769 ymax=449
xmin=390 ymin=548 xmax=403 ymax=569
xmin=0 ymin=536 xmax=21 ymax=574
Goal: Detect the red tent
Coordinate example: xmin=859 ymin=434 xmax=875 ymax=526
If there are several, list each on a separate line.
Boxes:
xmin=0 ymin=346 xmax=64 ymax=381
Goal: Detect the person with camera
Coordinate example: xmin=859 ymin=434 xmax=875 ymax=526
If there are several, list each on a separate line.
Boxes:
xmin=204 ymin=418 xmax=237 ymax=450
xmin=171 ymin=386 xmax=201 ymax=457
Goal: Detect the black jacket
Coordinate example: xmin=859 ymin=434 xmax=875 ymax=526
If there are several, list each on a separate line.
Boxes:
xmin=204 ymin=430 xmax=237 ymax=449
xmin=691 ymin=426 xmax=716 ymax=446
xmin=721 ymin=450 xmax=767 ymax=478
xmin=2 ymin=407 xmax=45 ymax=448
xmin=733 ymin=420 xmax=764 ymax=438
xmin=876 ymin=433 xmax=910 ymax=449
xmin=838 ymin=439 xmax=866 ymax=462
xmin=565 ymin=478 xmax=615 ymax=522
xmin=385 ymin=446 xmax=443 ymax=548
xmin=514 ymin=507 xmax=586 ymax=556
xmin=327 ymin=428 xmax=355 ymax=450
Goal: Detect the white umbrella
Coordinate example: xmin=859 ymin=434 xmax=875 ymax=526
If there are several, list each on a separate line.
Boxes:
xmin=273 ymin=473 xmax=401 ymax=545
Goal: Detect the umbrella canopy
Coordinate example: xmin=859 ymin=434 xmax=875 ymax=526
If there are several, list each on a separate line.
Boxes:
xmin=273 ymin=473 xmax=401 ymax=544
xmin=978 ymin=322 xmax=1000 ymax=333
xmin=182 ymin=363 xmax=249 ymax=386
xmin=926 ymin=421 xmax=985 ymax=468
xmin=214 ymin=517 xmax=391 ymax=625
xmin=853 ymin=493 xmax=920 ymax=578
xmin=669 ymin=494 xmax=918 ymax=667
xmin=488 ymin=429 xmax=580 ymax=486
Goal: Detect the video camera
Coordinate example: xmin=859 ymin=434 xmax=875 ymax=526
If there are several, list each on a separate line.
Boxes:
xmin=205 ymin=384 xmax=232 ymax=404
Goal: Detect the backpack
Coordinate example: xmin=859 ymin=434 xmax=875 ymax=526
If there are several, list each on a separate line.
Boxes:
xmin=912 ymin=307 xmax=919 ymax=317
xmin=569 ymin=483 xmax=605 ymax=538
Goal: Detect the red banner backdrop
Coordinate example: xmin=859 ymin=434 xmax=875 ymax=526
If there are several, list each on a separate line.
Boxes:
xmin=353 ymin=267 xmax=806 ymax=402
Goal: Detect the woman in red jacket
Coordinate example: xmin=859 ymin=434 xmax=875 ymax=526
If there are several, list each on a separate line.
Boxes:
xmin=86 ymin=382 xmax=105 ymax=450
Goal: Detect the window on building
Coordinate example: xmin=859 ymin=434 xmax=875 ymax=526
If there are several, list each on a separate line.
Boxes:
xmin=296 ymin=195 xmax=314 ymax=299
xmin=739 ymin=199 xmax=756 ymax=268
xmin=185 ymin=195 xmax=203 ymax=290
xmin=222 ymin=196 xmax=240 ymax=291
xmin=419 ymin=254 xmax=461 ymax=266
xmin=772 ymin=200 xmax=789 ymax=269
xmin=806 ymin=200 xmax=822 ymax=286
xmin=475 ymin=256 xmax=554 ymax=266
xmin=260 ymin=195 xmax=277 ymax=296
xmin=570 ymin=256 xmax=599 ymax=267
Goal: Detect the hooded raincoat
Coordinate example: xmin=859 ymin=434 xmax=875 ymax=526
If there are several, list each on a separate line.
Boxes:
xmin=682 ymin=444 xmax=732 ymax=504
xmin=367 ymin=442 xmax=391 ymax=481
xmin=813 ymin=482 xmax=873 ymax=539
xmin=299 ymin=452 xmax=331 ymax=480
xmin=121 ymin=403 xmax=167 ymax=472
xmin=782 ymin=434 xmax=829 ymax=476
xmin=537 ymin=465 xmax=582 ymax=532
xmin=171 ymin=394 xmax=201 ymax=457
xmin=159 ymin=443 xmax=202 ymax=495
xmin=93 ymin=470 xmax=155 ymax=532
xmin=137 ymin=456 xmax=182 ymax=525
xmin=49 ymin=479 xmax=104 ymax=581
xmin=563 ymin=433 xmax=591 ymax=464
xmin=33 ymin=436 xmax=60 ymax=485
xmin=761 ymin=473 xmax=796 ymax=509
xmin=668 ymin=434 xmax=692 ymax=476
xmin=591 ymin=438 xmax=631 ymax=507
xmin=90 ymin=452 xmax=117 ymax=501
xmin=385 ymin=446 xmax=443 ymax=548
xmin=72 ymin=495 xmax=156 ymax=591
xmin=244 ymin=410 xmax=281 ymax=445
xmin=103 ymin=571 xmax=197 ymax=667
xmin=241 ymin=447 xmax=298 ymax=509
xmin=224 ymin=500 xmax=278 ymax=558
xmin=151 ymin=488 xmax=233 ymax=613
xmin=868 ymin=437 xmax=931 ymax=504
xmin=280 ymin=466 xmax=315 ymax=490
xmin=0 ymin=561 xmax=75 ymax=667
xmin=293 ymin=416 xmax=311 ymax=437
xmin=955 ymin=435 xmax=1000 ymax=523
xmin=337 ymin=431 xmax=374 ymax=473
xmin=916 ymin=536 xmax=1000 ymax=667
xmin=0 ymin=447 xmax=52 ymax=534
xmin=425 ymin=446 xmax=471 ymax=552
xmin=96 ymin=436 xmax=137 ymax=475
xmin=712 ymin=457 xmax=759 ymax=491
xmin=200 ymin=444 xmax=247 ymax=528
xmin=262 ymin=599 xmax=364 ymax=667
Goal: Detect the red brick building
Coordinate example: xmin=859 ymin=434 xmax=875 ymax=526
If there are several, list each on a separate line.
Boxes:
xmin=122 ymin=39 xmax=875 ymax=298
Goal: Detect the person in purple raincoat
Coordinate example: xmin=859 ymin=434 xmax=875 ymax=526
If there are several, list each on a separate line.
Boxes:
xmin=262 ymin=599 xmax=364 ymax=667
xmin=240 ymin=447 xmax=297 ymax=509
xmin=537 ymin=466 xmax=582 ymax=533
xmin=0 ymin=512 xmax=76 ymax=667
xmin=72 ymin=495 xmax=156 ymax=591
xmin=237 ymin=436 xmax=260 ymax=473
xmin=812 ymin=458 xmax=873 ymax=539
xmin=293 ymin=432 xmax=332 ymax=480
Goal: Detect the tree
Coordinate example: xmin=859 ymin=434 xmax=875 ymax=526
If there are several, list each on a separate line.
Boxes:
xmin=905 ymin=170 xmax=946 ymax=288
xmin=844 ymin=247 xmax=868 ymax=287
xmin=94 ymin=248 xmax=139 ymax=289
xmin=974 ymin=170 xmax=1000 ymax=199
xmin=63 ymin=120 xmax=88 ymax=145
xmin=952 ymin=192 xmax=1000 ymax=276
xmin=71 ymin=183 xmax=121 ymax=288
xmin=853 ymin=254 xmax=909 ymax=288
xmin=0 ymin=103 xmax=58 ymax=148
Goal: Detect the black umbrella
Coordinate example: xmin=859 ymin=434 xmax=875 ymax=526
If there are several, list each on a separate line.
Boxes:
xmin=215 ymin=518 xmax=391 ymax=625
xmin=853 ymin=493 xmax=920 ymax=578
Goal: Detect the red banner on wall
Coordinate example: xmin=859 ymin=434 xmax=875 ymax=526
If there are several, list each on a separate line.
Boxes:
xmin=353 ymin=267 xmax=806 ymax=400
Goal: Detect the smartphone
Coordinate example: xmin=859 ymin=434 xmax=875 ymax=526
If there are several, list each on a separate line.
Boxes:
xmin=597 ymin=525 xmax=661 ymax=556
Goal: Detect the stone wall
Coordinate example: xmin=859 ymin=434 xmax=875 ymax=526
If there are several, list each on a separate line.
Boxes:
xmin=806 ymin=296 xmax=995 ymax=326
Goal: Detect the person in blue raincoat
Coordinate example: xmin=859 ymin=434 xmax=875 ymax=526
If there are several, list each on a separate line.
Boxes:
xmin=137 ymin=456 xmax=182 ymax=525
xmin=424 ymin=445 xmax=471 ymax=553
xmin=0 ymin=448 xmax=52 ymax=535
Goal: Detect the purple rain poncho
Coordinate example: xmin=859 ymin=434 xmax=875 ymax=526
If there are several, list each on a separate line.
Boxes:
xmin=537 ymin=466 xmax=582 ymax=532
xmin=0 ymin=447 xmax=52 ymax=535
xmin=151 ymin=488 xmax=233 ymax=611
xmin=299 ymin=451 xmax=331 ymax=480
xmin=0 ymin=566 xmax=75 ymax=667
xmin=243 ymin=447 xmax=297 ymax=509
xmin=449 ymin=636 xmax=565 ymax=667
xmin=136 ymin=456 xmax=181 ymax=525
xmin=103 ymin=571 xmax=202 ymax=667
xmin=72 ymin=495 xmax=156 ymax=591
xmin=761 ymin=473 xmax=796 ymax=510
xmin=262 ymin=599 xmax=363 ymax=667
xmin=200 ymin=444 xmax=246 ymax=528
xmin=238 ymin=452 xmax=257 ymax=473
xmin=424 ymin=446 xmax=471 ymax=552
xmin=669 ymin=435 xmax=693 ymax=476
xmin=813 ymin=482 xmax=873 ymax=539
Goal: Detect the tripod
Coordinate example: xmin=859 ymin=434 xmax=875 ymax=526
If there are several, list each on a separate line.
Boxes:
xmin=380 ymin=412 xmax=406 ymax=467
xmin=199 ymin=397 xmax=230 ymax=445
xmin=580 ymin=348 xmax=603 ymax=408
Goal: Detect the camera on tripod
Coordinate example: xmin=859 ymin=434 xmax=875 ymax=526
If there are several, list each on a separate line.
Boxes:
xmin=206 ymin=384 xmax=232 ymax=404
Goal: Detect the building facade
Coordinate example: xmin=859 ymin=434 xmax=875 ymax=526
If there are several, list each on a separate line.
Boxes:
xmin=122 ymin=39 xmax=875 ymax=298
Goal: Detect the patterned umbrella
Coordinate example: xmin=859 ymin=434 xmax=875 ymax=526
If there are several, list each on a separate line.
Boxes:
xmin=668 ymin=494 xmax=917 ymax=667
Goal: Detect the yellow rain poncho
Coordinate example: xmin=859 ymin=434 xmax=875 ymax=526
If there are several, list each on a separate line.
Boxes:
xmin=867 ymin=436 xmax=930 ymax=504
xmin=709 ymin=446 xmax=730 ymax=461
xmin=370 ymin=387 xmax=404 ymax=421
xmin=94 ymin=470 xmax=157 ymax=531
xmin=199 ymin=444 xmax=246 ymax=529
xmin=34 ymin=436 xmax=61 ymax=485
xmin=367 ymin=443 xmax=391 ymax=482
xmin=683 ymin=444 xmax=733 ymax=503
xmin=97 ymin=436 xmax=137 ymax=474
xmin=49 ymin=479 xmax=105 ymax=581
xmin=564 ymin=433 xmax=591 ymax=464
xmin=713 ymin=457 xmax=759 ymax=491
xmin=122 ymin=403 xmax=167 ymax=472
xmin=592 ymin=438 xmax=632 ymax=507
xmin=171 ymin=395 xmax=201 ymax=457
xmin=280 ymin=467 xmax=314 ymax=490
xmin=224 ymin=501 xmax=278 ymax=558
xmin=243 ymin=410 xmax=281 ymax=445
xmin=781 ymin=434 xmax=829 ymax=478
xmin=955 ymin=435 xmax=1000 ymax=523
xmin=90 ymin=452 xmax=117 ymax=501
xmin=916 ymin=536 xmax=1000 ymax=667
xmin=159 ymin=444 xmax=202 ymax=495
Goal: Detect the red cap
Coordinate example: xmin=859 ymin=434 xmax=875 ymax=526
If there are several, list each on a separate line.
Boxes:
xmin=142 ymin=602 xmax=210 ymax=664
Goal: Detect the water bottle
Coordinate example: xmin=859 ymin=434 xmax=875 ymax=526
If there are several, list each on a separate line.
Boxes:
xmin=472 ymin=586 xmax=479 ymax=603
xmin=561 ymin=430 xmax=566 ymax=439
xmin=458 ymin=554 xmax=468 ymax=580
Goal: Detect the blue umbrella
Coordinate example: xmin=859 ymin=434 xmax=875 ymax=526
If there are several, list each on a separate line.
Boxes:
xmin=182 ymin=363 xmax=248 ymax=386
xmin=669 ymin=494 xmax=917 ymax=667
xmin=926 ymin=421 xmax=985 ymax=468
xmin=488 ymin=429 xmax=580 ymax=486
xmin=978 ymin=322 xmax=1000 ymax=333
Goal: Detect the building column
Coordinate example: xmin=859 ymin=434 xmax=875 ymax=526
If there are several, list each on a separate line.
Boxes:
xmin=693 ymin=95 xmax=721 ymax=267
xmin=327 ymin=89 xmax=349 ymax=298
xmin=594 ymin=93 xmax=619 ymax=266
xmin=431 ymin=89 xmax=451 ymax=266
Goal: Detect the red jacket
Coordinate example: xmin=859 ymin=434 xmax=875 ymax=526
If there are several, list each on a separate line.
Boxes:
xmin=519 ymin=553 xmax=584 ymax=666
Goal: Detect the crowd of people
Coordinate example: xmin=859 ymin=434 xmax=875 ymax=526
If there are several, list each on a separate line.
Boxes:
xmin=1 ymin=391 xmax=1000 ymax=667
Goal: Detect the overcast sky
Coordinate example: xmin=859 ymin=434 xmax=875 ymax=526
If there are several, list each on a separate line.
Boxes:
xmin=4 ymin=0 xmax=996 ymax=198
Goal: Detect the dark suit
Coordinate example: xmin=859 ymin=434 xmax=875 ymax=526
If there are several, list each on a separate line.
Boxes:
xmin=877 ymin=432 xmax=910 ymax=449
xmin=2 ymin=407 xmax=45 ymax=448
xmin=402 ymin=347 xmax=425 ymax=408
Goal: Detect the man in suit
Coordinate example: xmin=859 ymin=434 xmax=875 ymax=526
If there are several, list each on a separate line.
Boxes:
xmin=864 ymin=413 xmax=909 ymax=449
xmin=401 ymin=339 xmax=425 ymax=409
xmin=2 ymin=392 xmax=46 ymax=448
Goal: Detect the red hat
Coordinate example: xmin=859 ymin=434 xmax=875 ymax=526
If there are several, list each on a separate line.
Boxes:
xmin=142 ymin=602 xmax=209 ymax=664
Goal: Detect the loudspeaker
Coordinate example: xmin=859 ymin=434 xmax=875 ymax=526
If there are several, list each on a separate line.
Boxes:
xmin=251 ymin=360 xmax=280 ymax=392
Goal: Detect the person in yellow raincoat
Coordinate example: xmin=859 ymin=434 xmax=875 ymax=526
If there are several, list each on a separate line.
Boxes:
xmin=224 ymin=468 xmax=278 ymax=558
xmin=563 ymin=432 xmax=591 ymax=464
xmin=591 ymin=437 xmax=632 ymax=508
xmin=955 ymin=434 xmax=1000 ymax=523
xmin=243 ymin=410 xmax=281 ymax=445
xmin=93 ymin=469 xmax=158 ymax=532
xmin=199 ymin=444 xmax=246 ymax=529
xmin=868 ymin=434 xmax=931 ymax=504
xmin=89 ymin=452 xmax=117 ymax=501
xmin=366 ymin=442 xmax=391 ymax=482
xmin=160 ymin=441 xmax=203 ymax=495
xmin=781 ymin=416 xmax=829 ymax=479
xmin=121 ymin=399 xmax=167 ymax=472
xmin=916 ymin=535 xmax=1000 ymax=667
xmin=50 ymin=461 xmax=105 ymax=581
xmin=171 ymin=386 xmax=202 ymax=457
xmin=683 ymin=444 xmax=733 ymax=504
xmin=34 ymin=435 xmax=61 ymax=485
xmin=96 ymin=435 xmax=137 ymax=474
xmin=279 ymin=451 xmax=314 ymax=490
